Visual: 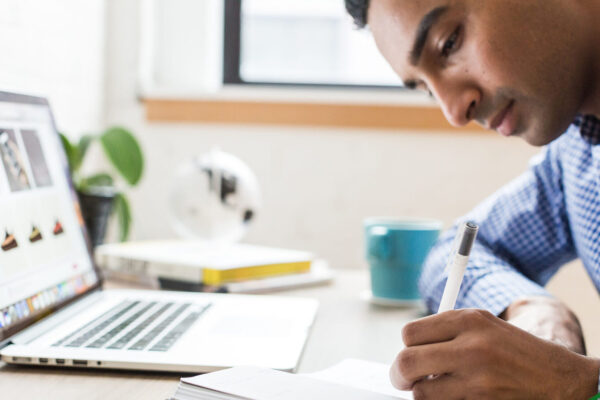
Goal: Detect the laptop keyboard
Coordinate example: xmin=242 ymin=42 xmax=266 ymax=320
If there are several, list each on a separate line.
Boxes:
xmin=129 ymin=303 xmax=190 ymax=351
xmin=107 ymin=302 xmax=173 ymax=350
xmin=150 ymin=307 xmax=204 ymax=351
xmin=53 ymin=300 xmax=211 ymax=352
xmin=53 ymin=301 xmax=140 ymax=347
xmin=86 ymin=302 xmax=157 ymax=349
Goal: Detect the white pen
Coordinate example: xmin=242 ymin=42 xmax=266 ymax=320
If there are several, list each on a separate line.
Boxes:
xmin=437 ymin=221 xmax=479 ymax=313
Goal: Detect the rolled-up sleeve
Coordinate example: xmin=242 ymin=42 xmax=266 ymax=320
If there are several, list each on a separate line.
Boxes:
xmin=419 ymin=142 xmax=577 ymax=315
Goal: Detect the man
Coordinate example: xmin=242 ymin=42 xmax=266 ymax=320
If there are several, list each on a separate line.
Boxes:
xmin=345 ymin=0 xmax=600 ymax=398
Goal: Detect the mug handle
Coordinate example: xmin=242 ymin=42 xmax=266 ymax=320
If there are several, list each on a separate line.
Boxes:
xmin=367 ymin=226 xmax=391 ymax=261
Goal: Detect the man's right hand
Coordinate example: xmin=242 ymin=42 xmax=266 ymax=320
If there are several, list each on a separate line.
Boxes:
xmin=390 ymin=309 xmax=600 ymax=400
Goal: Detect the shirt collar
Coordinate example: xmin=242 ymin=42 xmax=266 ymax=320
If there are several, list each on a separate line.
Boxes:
xmin=573 ymin=114 xmax=600 ymax=145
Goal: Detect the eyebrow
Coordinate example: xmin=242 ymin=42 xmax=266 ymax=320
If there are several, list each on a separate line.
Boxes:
xmin=409 ymin=5 xmax=450 ymax=66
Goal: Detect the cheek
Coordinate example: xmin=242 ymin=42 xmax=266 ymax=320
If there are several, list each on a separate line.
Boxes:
xmin=473 ymin=25 xmax=570 ymax=105
xmin=469 ymin=32 xmax=529 ymax=95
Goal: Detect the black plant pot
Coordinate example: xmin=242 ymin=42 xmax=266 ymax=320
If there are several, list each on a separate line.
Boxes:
xmin=77 ymin=189 xmax=116 ymax=248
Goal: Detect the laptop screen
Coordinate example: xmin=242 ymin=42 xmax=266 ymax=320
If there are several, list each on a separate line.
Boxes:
xmin=0 ymin=92 xmax=100 ymax=341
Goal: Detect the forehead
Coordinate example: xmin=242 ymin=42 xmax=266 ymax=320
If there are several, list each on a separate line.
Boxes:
xmin=367 ymin=0 xmax=451 ymax=77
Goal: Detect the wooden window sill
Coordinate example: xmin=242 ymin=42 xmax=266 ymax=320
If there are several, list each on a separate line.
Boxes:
xmin=142 ymin=87 xmax=485 ymax=132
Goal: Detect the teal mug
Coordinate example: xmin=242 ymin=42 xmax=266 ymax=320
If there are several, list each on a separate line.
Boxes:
xmin=364 ymin=218 xmax=442 ymax=301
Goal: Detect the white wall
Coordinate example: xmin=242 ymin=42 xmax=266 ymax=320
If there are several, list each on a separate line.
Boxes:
xmin=104 ymin=0 xmax=541 ymax=269
xmin=0 ymin=0 xmax=106 ymax=135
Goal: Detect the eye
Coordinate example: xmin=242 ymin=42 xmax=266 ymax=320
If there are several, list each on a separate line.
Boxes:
xmin=403 ymin=79 xmax=433 ymax=97
xmin=404 ymin=80 xmax=417 ymax=90
xmin=441 ymin=25 xmax=462 ymax=58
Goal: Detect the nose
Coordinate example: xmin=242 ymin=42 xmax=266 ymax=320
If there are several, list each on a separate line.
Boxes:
xmin=430 ymin=79 xmax=481 ymax=127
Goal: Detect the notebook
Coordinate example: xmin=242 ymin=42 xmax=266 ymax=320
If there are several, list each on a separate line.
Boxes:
xmin=103 ymin=259 xmax=334 ymax=294
xmin=171 ymin=359 xmax=413 ymax=400
xmin=95 ymin=240 xmax=313 ymax=285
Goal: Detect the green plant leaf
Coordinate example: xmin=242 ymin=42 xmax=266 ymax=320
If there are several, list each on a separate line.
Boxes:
xmin=100 ymin=127 xmax=143 ymax=186
xmin=59 ymin=133 xmax=77 ymax=173
xmin=74 ymin=134 xmax=95 ymax=171
xmin=80 ymin=173 xmax=114 ymax=189
xmin=113 ymin=192 xmax=131 ymax=241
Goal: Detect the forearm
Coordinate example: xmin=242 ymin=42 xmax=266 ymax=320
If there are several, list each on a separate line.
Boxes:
xmin=421 ymin=145 xmax=578 ymax=315
xmin=500 ymin=296 xmax=586 ymax=355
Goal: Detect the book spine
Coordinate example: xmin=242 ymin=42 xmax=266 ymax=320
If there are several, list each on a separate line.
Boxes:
xmin=97 ymin=253 xmax=204 ymax=283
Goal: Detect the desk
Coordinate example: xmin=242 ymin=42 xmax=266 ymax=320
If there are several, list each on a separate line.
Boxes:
xmin=0 ymin=269 xmax=421 ymax=400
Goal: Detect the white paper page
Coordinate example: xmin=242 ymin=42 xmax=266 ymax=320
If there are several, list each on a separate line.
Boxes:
xmin=182 ymin=366 xmax=409 ymax=400
xmin=98 ymin=241 xmax=312 ymax=269
xmin=303 ymin=359 xmax=413 ymax=399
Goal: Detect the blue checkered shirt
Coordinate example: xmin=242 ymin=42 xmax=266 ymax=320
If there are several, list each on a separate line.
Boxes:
xmin=420 ymin=115 xmax=600 ymax=315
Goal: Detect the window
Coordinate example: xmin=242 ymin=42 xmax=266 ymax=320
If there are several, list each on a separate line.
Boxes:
xmin=223 ymin=0 xmax=401 ymax=87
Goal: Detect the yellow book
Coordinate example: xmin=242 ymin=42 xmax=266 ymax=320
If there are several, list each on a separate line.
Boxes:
xmin=95 ymin=240 xmax=314 ymax=286
xmin=202 ymin=260 xmax=311 ymax=285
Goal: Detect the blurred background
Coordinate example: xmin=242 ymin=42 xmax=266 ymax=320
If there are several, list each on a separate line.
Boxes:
xmin=0 ymin=0 xmax=597 ymax=352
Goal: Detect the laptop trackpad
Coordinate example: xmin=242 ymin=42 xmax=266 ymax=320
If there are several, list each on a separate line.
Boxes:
xmin=208 ymin=315 xmax=293 ymax=338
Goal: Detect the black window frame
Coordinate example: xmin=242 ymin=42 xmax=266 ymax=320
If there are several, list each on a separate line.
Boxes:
xmin=222 ymin=0 xmax=403 ymax=90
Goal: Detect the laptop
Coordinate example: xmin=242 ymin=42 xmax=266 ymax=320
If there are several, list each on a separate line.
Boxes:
xmin=0 ymin=91 xmax=318 ymax=373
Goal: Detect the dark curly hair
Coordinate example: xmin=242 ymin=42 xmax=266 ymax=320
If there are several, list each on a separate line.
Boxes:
xmin=345 ymin=0 xmax=370 ymax=28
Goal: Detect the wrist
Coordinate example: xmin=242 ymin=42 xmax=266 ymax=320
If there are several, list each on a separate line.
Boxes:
xmin=594 ymin=358 xmax=600 ymax=398
xmin=568 ymin=356 xmax=599 ymax=400
xmin=502 ymin=296 xmax=586 ymax=354
xmin=501 ymin=296 xmax=574 ymax=321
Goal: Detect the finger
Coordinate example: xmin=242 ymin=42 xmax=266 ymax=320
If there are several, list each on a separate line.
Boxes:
xmin=390 ymin=341 xmax=462 ymax=390
xmin=402 ymin=311 xmax=462 ymax=346
xmin=412 ymin=374 xmax=463 ymax=400
xmin=402 ymin=309 xmax=495 ymax=346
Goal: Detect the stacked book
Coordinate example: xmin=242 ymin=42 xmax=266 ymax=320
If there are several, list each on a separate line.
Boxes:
xmin=95 ymin=240 xmax=333 ymax=293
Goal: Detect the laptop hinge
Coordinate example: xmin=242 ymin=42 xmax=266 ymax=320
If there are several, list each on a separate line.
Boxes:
xmin=0 ymin=339 xmax=13 ymax=351
xmin=9 ymin=290 xmax=104 ymax=345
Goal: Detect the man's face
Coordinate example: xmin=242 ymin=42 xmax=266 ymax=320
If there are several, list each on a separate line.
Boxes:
xmin=368 ymin=0 xmax=589 ymax=146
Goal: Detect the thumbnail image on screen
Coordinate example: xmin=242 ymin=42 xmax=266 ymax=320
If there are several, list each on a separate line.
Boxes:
xmin=21 ymin=129 xmax=52 ymax=188
xmin=0 ymin=129 xmax=31 ymax=191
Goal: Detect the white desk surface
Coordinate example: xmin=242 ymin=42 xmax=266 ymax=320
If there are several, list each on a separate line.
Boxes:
xmin=0 ymin=269 xmax=422 ymax=400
